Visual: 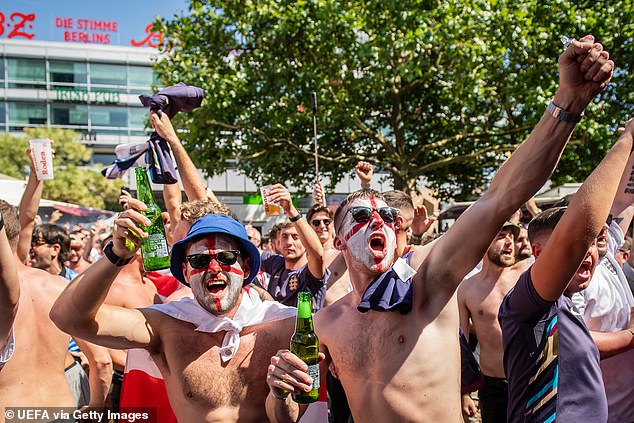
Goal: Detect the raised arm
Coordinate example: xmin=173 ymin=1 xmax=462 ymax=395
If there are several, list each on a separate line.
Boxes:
xmin=50 ymin=198 xmax=160 ymax=351
xmin=0 ymin=212 xmax=19 ymax=346
xmin=269 ymin=184 xmax=325 ymax=279
xmin=17 ymin=149 xmax=43 ymax=263
xmin=417 ymin=35 xmax=614 ymax=299
xmin=531 ymin=118 xmax=633 ymax=301
xmin=608 ymin=128 xmax=634 ymax=234
xmin=150 ymin=111 xmax=212 ymax=202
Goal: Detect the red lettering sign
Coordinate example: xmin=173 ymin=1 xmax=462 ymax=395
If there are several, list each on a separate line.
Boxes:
xmin=0 ymin=12 xmax=36 ymax=39
xmin=130 ymin=23 xmax=163 ymax=48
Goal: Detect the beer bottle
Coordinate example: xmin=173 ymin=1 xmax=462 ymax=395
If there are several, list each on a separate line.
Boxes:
xmin=290 ymin=291 xmax=320 ymax=403
xmin=135 ymin=167 xmax=170 ymax=271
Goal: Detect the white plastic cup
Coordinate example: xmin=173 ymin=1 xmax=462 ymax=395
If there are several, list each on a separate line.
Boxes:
xmin=260 ymin=185 xmax=281 ymax=216
xmin=29 ymin=139 xmax=54 ymax=180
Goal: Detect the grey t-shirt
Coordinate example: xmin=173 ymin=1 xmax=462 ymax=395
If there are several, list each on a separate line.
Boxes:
xmin=499 ymin=268 xmax=607 ymax=422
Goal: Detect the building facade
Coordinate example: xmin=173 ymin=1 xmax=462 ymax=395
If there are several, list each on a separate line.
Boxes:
xmin=0 ymin=38 xmax=157 ymax=165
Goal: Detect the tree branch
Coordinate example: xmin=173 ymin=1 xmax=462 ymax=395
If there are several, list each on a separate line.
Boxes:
xmin=414 ymin=125 xmax=531 ymax=160
xmin=415 ymin=143 xmax=516 ymax=174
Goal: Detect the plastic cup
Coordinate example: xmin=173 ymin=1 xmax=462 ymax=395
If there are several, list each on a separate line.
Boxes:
xmin=260 ymin=185 xmax=281 ymax=216
xmin=29 ymin=139 xmax=54 ymax=180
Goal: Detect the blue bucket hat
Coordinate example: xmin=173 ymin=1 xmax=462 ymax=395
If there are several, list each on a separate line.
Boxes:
xmin=170 ymin=214 xmax=261 ymax=287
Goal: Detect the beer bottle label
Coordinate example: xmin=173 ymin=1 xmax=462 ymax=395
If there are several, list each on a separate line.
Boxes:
xmin=307 ymin=364 xmax=320 ymax=390
xmin=145 ymin=234 xmax=169 ymax=258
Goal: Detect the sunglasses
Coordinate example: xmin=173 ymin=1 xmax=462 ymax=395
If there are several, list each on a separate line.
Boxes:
xmin=311 ymin=218 xmax=332 ymax=227
xmin=185 ymin=250 xmax=241 ymax=269
xmin=348 ymin=206 xmax=399 ymax=224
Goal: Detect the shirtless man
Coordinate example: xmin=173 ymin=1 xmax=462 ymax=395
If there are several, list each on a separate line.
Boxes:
xmin=458 ymin=222 xmax=520 ymax=422
xmin=0 ymin=200 xmax=77 ymax=411
xmin=0 ymin=210 xmax=19 ymax=365
xmin=265 ymin=35 xmax=614 ymax=422
xmin=50 ymin=209 xmax=298 ymax=422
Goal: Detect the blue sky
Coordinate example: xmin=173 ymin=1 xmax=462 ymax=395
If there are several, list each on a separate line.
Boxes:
xmin=1 ymin=0 xmax=188 ymax=46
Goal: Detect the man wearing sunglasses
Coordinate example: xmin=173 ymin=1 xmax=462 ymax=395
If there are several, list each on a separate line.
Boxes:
xmin=266 ymin=34 xmax=614 ymax=422
xmin=51 ymin=209 xmax=300 ymax=422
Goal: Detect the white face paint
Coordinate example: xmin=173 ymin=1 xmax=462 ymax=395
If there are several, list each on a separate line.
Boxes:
xmin=184 ymin=234 xmax=245 ymax=315
xmin=339 ymin=197 xmax=397 ymax=273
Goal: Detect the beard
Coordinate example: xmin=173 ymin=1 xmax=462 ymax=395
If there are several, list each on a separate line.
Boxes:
xmin=487 ymin=248 xmax=514 ymax=268
xmin=193 ymin=273 xmax=243 ymax=315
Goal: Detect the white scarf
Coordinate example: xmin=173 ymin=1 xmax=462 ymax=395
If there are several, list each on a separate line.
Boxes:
xmin=149 ymin=288 xmax=296 ymax=362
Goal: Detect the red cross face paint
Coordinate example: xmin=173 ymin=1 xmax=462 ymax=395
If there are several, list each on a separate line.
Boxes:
xmin=341 ymin=197 xmax=396 ymax=273
xmin=184 ymin=234 xmax=245 ymax=315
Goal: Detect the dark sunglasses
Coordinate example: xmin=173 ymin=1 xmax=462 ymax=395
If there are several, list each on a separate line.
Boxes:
xmin=311 ymin=218 xmax=332 ymax=227
xmin=348 ymin=206 xmax=399 ymax=224
xmin=185 ymin=250 xmax=241 ymax=269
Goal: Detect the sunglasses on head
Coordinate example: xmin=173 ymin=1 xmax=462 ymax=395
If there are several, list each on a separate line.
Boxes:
xmin=185 ymin=250 xmax=241 ymax=269
xmin=348 ymin=206 xmax=399 ymax=224
xmin=311 ymin=218 xmax=332 ymax=227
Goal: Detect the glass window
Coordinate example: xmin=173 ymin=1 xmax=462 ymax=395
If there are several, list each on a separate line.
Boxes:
xmin=51 ymin=104 xmax=88 ymax=126
xmin=129 ymin=107 xmax=149 ymax=129
xmin=49 ymin=61 xmax=87 ymax=86
xmin=90 ymin=105 xmax=127 ymax=127
xmin=128 ymin=66 xmax=154 ymax=87
xmin=90 ymin=63 xmax=126 ymax=87
xmin=0 ymin=58 xmax=5 ymax=83
xmin=7 ymin=59 xmax=45 ymax=88
xmin=0 ymin=102 xmax=5 ymax=126
xmin=8 ymin=102 xmax=47 ymax=126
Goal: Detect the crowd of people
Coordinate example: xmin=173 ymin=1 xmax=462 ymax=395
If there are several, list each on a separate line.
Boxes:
xmin=1 ymin=33 xmax=633 ymax=423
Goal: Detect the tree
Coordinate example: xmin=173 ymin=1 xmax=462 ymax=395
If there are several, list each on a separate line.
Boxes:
xmin=153 ymin=0 xmax=634 ymax=200
xmin=0 ymin=128 xmax=124 ymax=210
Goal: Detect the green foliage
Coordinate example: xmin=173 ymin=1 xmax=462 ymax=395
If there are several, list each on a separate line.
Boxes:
xmin=0 ymin=128 xmax=124 ymax=210
xmin=153 ymin=0 xmax=634 ymax=200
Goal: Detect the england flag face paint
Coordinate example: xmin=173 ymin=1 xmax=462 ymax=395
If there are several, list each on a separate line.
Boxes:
xmin=185 ymin=234 xmax=245 ymax=315
xmin=341 ymin=197 xmax=397 ymax=273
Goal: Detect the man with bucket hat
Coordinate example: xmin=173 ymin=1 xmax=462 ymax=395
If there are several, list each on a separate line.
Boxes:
xmin=50 ymin=209 xmax=299 ymax=422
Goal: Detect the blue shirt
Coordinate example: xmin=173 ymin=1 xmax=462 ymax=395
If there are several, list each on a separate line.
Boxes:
xmin=261 ymin=251 xmax=328 ymax=310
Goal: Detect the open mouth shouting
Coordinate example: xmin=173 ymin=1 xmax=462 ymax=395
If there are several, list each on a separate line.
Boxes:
xmin=206 ymin=277 xmax=228 ymax=295
xmin=369 ymin=232 xmax=386 ymax=257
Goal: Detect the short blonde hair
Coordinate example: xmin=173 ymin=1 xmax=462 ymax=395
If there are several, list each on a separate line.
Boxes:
xmin=180 ymin=200 xmax=233 ymax=224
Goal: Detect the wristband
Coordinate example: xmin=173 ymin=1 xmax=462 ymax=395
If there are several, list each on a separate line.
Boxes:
xmin=103 ymin=241 xmax=133 ymax=267
xmin=289 ymin=213 xmax=303 ymax=223
xmin=546 ymin=100 xmax=583 ymax=123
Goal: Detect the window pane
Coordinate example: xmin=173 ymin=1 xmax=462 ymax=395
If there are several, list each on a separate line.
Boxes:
xmin=0 ymin=102 xmax=5 ymax=125
xmin=51 ymin=104 xmax=88 ymax=126
xmin=128 ymin=66 xmax=153 ymax=87
xmin=129 ymin=107 xmax=149 ymax=129
xmin=50 ymin=61 xmax=87 ymax=86
xmin=90 ymin=63 xmax=126 ymax=86
xmin=0 ymin=59 xmax=4 ymax=83
xmin=8 ymin=102 xmax=47 ymax=126
xmin=7 ymin=59 xmax=45 ymax=88
xmin=91 ymin=105 xmax=127 ymax=127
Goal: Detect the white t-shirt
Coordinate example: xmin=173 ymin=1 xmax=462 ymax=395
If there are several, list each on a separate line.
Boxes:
xmin=572 ymin=221 xmax=634 ymax=422
xmin=0 ymin=326 xmax=15 ymax=369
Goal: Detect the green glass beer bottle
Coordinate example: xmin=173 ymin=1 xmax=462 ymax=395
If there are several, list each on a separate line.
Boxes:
xmin=134 ymin=167 xmax=170 ymax=271
xmin=290 ymin=291 xmax=320 ymax=403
